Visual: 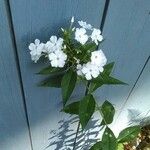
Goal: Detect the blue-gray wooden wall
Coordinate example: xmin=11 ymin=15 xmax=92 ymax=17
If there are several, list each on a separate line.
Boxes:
xmin=0 ymin=0 xmax=150 ymax=150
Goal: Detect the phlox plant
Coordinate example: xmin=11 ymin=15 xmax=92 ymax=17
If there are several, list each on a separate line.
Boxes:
xmin=29 ymin=17 xmax=141 ymax=150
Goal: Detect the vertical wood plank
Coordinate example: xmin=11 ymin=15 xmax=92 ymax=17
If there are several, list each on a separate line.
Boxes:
xmin=0 ymin=1 xmax=32 ymax=150
xmin=95 ymin=0 xmax=150 ymax=134
xmin=117 ymin=57 xmax=150 ymax=130
xmin=9 ymin=0 xmax=106 ymax=149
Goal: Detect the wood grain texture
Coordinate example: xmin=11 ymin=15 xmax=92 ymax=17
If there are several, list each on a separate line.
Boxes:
xmin=0 ymin=1 xmax=32 ymax=150
xmin=9 ymin=0 xmax=106 ymax=149
xmin=116 ymin=57 xmax=150 ymax=132
xmin=96 ymin=0 xmax=150 ymax=134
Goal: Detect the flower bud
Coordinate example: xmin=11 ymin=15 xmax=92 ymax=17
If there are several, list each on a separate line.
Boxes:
xmin=71 ymin=16 xmax=74 ymax=23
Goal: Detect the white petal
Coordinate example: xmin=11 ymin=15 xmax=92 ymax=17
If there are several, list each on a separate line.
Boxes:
xmin=98 ymin=35 xmax=103 ymax=42
xmin=57 ymin=38 xmax=63 ymax=45
xmin=80 ymin=28 xmax=86 ymax=34
xmin=78 ymin=21 xmax=92 ymax=30
xmin=99 ymin=66 xmax=104 ymax=72
xmin=92 ymin=70 xmax=99 ymax=78
xmin=58 ymin=60 xmax=65 ymax=67
xmin=51 ymin=60 xmax=58 ymax=67
xmin=77 ymin=70 xmax=83 ymax=76
xmin=85 ymin=73 xmax=92 ymax=80
xmin=35 ymin=39 xmax=40 ymax=45
xmin=82 ymin=67 xmax=89 ymax=74
xmin=48 ymin=53 xmax=57 ymax=60
xmin=37 ymin=43 xmax=44 ymax=51
xmin=29 ymin=43 xmax=36 ymax=50
xmin=50 ymin=36 xmax=57 ymax=43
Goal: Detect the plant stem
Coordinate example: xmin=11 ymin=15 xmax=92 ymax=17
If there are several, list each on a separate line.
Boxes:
xmin=72 ymin=82 xmax=90 ymax=150
xmin=72 ymin=121 xmax=80 ymax=150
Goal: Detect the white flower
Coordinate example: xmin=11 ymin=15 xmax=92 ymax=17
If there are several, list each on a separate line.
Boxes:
xmin=91 ymin=50 xmax=107 ymax=67
xmin=45 ymin=36 xmax=63 ymax=53
xmin=48 ymin=50 xmax=67 ymax=68
xmin=78 ymin=21 xmax=92 ymax=30
xmin=91 ymin=29 xmax=103 ymax=45
xmin=29 ymin=39 xmax=44 ymax=63
xmin=76 ymin=64 xmax=83 ymax=76
xmin=81 ymin=62 xmax=100 ymax=80
xmin=75 ymin=28 xmax=88 ymax=45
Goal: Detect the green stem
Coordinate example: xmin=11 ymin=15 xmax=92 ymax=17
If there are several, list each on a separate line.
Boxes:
xmin=72 ymin=82 xmax=90 ymax=150
xmin=72 ymin=121 xmax=80 ymax=150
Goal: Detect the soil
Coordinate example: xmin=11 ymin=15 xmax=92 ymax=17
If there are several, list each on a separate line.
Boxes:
xmin=124 ymin=124 xmax=150 ymax=150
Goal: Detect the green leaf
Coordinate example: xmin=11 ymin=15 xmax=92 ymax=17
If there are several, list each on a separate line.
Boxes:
xmin=38 ymin=74 xmax=63 ymax=88
xmin=102 ymin=62 xmax=115 ymax=75
xmin=100 ymin=101 xmax=115 ymax=125
xmin=62 ymin=101 xmax=79 ymax=115
xmin=93 ymin=74 xmax=127 ymax=85
xmin=79 ymin=94 xmax=95 ymax=129
xmin=102 ymin=76 xmax=127 ymax=85
xmin=89 ymin=82 xmax=103 ymax=93
xmin=61 ymin=69 xmax=77 ymax=105
xmin=89 ymin=141 xmax=103 ymax=150
xmin=102 ymin=127 xmax=117 ymax=150
xmin=83 ymin=43 xmax=97 ymax=52
xmin=90 ymin=75 xmax=127 ymax=93
xmin=117 ymin=143 xmax=124 ymax=150
xmin=117 ymin=126 xmax=141 ymax=143
xmin=37 ymin=65 xmax=65 ymax=75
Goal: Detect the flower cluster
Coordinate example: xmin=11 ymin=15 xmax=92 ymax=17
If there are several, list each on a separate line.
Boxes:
xmin=29 ymin=17 xmax=107 ymax=80
xmin=77 ymin=50 xmax=107 ymax=80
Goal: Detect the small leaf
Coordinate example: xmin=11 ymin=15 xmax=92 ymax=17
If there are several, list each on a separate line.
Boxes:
xmin=100 ymin=101 xmax=115 ymax=125
xmin=83 ymin=43 xmax=97 ymax=52
xmin=117 ymin=126 xmax=141 ymax=143
xmin=38 ymin=74 xmax=63 ymax=88
xmin=62 ymin=101 xmax=79 ymax=115
xmin=37 ymin=65 xmax=65 ymax=75
xmin=61 ymin=69 xmax=77 ymax=105
xmin=102 ymin=127 xmax=117 ymax=150
xmin=117 ymin=143 xmax=124 ymax=150
xmin=79 ymin=94 xmax=95 ymax=129
xmin=102 ymin=62 xmax=115 ymax=75
xmin=89 ymin=141 xmax=102 ymax=150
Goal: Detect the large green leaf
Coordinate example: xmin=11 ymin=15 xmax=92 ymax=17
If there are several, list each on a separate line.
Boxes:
xmin=37 ymin=65 xmax=65 ymax=75
xmin=117 ymin=126 xmax=141 ymax=143
xmin=93 ymin=74 xmax=127 ymax=85
xmin=38 ymin=74 xmax=63 ymax=88
xmin=100 ymin=101 xmax=115 ymax=125
xmin=102 ymin=127 xmax=117 ymax=150
xmin=61 ymin=69 xmax=77 ymax=105
xmin=102 ymin=76 xmax=127 ymax=85
xmin=89 ymin=82 xmax=103 ymax=93
xmin=79 ymin=94 xmax=95 ymax=129
xmin=90 ymin=74 xmax=127 ymax=93
xmin=62 ymin=101 xmax=79 ymax=115
xmin=89 ymin=141 xmax=102 ymax=150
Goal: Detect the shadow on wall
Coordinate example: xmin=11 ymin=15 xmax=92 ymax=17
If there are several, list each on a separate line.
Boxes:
xmin=47 ymin=116 xmax=101 ymax=150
